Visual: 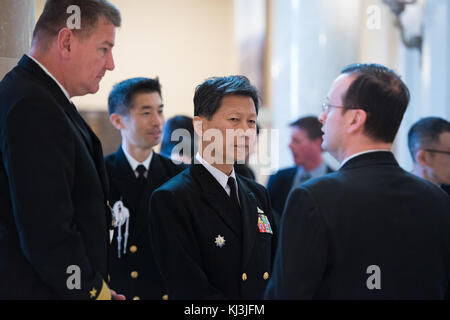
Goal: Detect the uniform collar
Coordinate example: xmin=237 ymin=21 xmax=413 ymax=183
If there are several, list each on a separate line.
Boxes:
xmin=122 ymin=145 xmax=153 ymax=172
xmin=195 ymin=153 xmax=237 ymax=194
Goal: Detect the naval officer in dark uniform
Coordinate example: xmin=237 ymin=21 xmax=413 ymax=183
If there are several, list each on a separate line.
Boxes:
xmin=150 ymin=76 xmax=278 ymax=300
xmin=0 ymin=0 xmax=123 ymax=300
xmin=105 ymin=77 xmax=185 ymax=300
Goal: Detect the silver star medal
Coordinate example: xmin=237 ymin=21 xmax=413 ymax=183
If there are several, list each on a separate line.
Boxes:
xmin=215 ymin=235 xmax=226 ymax=248
xmin=112 ymin=200 xmax=130 ymax=258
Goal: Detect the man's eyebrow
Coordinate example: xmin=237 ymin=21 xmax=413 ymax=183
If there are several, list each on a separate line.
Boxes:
xmin=139 ymin=104 xmax=164 ymax=110
xmin=102 ymin=41 xmax=114 ymax=47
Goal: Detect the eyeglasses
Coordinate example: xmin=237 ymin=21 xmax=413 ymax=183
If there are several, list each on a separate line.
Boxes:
xmin=424 ymin=149 xmax=450 ymax=156
xmin=321 ymin=103 xmax=346 ymax=114
xmin=322 ymin=102 xmax=364 ymax=114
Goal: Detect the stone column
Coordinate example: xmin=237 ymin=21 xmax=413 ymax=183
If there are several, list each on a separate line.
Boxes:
xmin=395 ymin=0 xmax=450 ymax=170
xmin=0 ymin=0 xmax=35 ymax=79
xmin=269 ymin=0 xmax=362 ymax=171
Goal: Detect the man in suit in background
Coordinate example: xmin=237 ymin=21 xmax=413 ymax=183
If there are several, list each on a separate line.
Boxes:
xmin=150 ymin=76 xmax=277 ymax=299
xmin=408 ymin=117 xmax=450 ymax=196
xmin=267 ymin=116 xmax=333 ymax=215
xmin=0 ymin=0 xmax=123 ymax=299
xmin=105 ymin=78 xmax=186 ymax=300
xmin=266 ymin=63 xmax=450 ymax=299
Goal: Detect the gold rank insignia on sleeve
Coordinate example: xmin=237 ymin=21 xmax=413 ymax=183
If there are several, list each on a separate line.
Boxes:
xmin=90 ymin=281 xmax=112 ymax=300
xmin=90 ymin=287 xmax=97 ymax=299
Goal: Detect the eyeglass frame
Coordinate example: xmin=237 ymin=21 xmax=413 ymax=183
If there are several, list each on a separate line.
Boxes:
xmin=423 ymin=149 xmax=450 ymax=156
xmin=321 ymin=102 xmax=363 ymax=114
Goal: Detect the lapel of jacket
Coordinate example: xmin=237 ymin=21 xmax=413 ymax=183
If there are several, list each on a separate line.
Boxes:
xmin=19 ymin=55 xmax=110 ymax=199
xmin=236 ymin=176 xmax=258 ymax=269
xmin=109 ymin=147 xmax=136 ymax=180
xmin=192 ymin=164 xmax=242 ymax=239
xmin=282 ymin=167 xmax=297 ymax=198
xmin=89 ymin=131 xmax=110 ymax=199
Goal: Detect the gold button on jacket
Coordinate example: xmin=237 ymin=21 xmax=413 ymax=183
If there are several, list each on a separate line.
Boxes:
xmin=131 ymin=271 xmax=139 ymax=279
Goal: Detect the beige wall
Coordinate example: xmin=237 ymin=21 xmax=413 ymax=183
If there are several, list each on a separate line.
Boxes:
xmin=35 ymin=0 xmax=239 ymax=118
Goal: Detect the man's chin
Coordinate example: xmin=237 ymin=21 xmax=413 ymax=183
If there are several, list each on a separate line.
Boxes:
xmin=143 ymin=139 xmax=160 ymax=150
xmin=232 ymin=153 xmax=248 ymax=165
xmin=79 ymin=86 xmax=100 ymax=96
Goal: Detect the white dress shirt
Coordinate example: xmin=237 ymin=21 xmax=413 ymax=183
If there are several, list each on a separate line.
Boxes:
xmin=122 ymin=146 xmax=153 ymax=178
xmin=195 ymin=153 xmax=238 ymax=199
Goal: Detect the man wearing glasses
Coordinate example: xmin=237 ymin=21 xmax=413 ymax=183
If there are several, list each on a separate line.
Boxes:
xmin=265 ymin=63 xmax=450 ymax=300
xmin=408 ymin=117 xmax=450 ymax=196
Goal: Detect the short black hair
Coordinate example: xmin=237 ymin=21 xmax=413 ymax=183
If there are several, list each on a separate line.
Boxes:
xmin=33 ymin=0 xmax=121 ymax=49
xmin=408 ymin=117 xmax=450 ymax=162
xmin=194 ymin=75 xmax=260 ymax=120
xmin=289 ymin=116 xmax=323 ymax=140
xmin=160 ymin=115 xmax=196 ymax=160
xmin=108 ymin=77 xmax=161 ymax=115
xmin=340 ymin=63 xmax=410 ymax=143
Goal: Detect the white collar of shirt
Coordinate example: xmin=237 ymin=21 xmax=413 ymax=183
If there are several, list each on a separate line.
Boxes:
xmin=195 ymin=153 xmax=238 ymax=197
xmin=122 ymin=146 xmax=153 ymax=176
xmin=26 ymin=54 xmax=72 ymax=103
xmin=340 ymin=149 xmax=392 ymax=169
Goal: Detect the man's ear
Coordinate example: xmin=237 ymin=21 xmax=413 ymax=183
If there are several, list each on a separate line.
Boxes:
xmin=109 ymin=113 xmax=124 ymax=131
xmin=416 ymin=149 xmax=430 ymax=167
xmin=347 ymin=109 xmax=367 ymax=134
xmin=193 ymin=116 xmax=204 ymax=137
xmin=57 ymin=28 xmax=74 ymax=58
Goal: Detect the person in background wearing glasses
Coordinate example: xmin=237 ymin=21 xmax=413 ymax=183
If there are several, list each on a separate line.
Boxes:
xmin=265 ymin=63 xmax=450 ymax=300
xmin=408 ymin=117 xmax=450 ymax=196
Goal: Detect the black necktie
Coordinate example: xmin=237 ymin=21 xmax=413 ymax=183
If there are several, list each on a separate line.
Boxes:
xmin=136 ymin=165 xmax=147 ymax=184
xmin=227 ymin=177 xmax=241 ymax=215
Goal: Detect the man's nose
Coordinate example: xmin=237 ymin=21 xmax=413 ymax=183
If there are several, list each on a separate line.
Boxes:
xmin=152 ymin=115 xmax=163 ymax=127
xmin=318 ymin=111 xmax=326 ymax=124
xmin=106 ymin=52 xmax=115 ymax=71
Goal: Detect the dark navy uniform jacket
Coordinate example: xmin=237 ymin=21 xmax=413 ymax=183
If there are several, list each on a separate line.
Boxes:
xmin=267 ymin=165 xmax=334 ymax=216
xmin=105 ymin=147 xmax=185 ymax=300
xmin=265 ymin=151 xmax=450 ymax=300
xmin=150 ymin=164 xmax=278 ymax=300
xmin=0 ymin=55 xmax=112 ymax=299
